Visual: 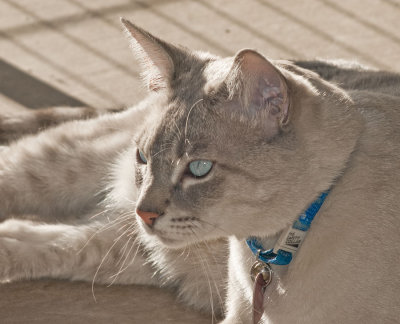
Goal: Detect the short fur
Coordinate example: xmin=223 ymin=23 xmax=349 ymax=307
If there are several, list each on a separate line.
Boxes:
xmin=0 ymin=20 xmax=399 ymax=323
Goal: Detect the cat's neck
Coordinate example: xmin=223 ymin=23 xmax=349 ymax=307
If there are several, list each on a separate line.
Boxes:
xmin=249 ymin=69 xmax=365 ymax=240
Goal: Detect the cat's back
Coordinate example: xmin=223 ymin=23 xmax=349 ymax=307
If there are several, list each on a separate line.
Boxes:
xmin=294 ymin=59 xmax=400 ymax=215
xmin=295 ymin=59 xmax=400 ymax=141
xmin=291 ymin=61 xmax=400 ymax=323
xmin=295 ymin=59 xmax=400 ymax=98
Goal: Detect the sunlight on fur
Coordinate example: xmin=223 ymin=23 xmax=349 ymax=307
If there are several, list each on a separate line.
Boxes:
xmin=0 ymin=19 xmax=399 ymax=324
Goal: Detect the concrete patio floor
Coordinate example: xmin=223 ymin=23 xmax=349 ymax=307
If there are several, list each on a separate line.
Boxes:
xmin=0 ymin=0 xmax=399 ymax=323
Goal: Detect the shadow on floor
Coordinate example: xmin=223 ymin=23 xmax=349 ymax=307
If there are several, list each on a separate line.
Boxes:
xmin=0 ymin=58 xmax=88 ymax=109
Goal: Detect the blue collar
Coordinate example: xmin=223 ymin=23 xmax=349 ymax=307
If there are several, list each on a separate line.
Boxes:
xmin=246 ymin=190 xmax=330 ymax=265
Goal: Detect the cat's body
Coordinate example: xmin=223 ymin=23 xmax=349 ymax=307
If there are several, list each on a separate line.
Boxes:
xmin=222 ymin=61 xmax=400 ymax=324
xmin=1 ymin=20 xmax=399 ymax=323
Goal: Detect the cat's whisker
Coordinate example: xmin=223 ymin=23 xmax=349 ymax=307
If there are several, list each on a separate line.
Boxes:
xmin=184 ymin=98 xmax=203 ymax=145
xmin=193 ymin=231 xmax=226 ymax=313
xmin=97 ymin=213 xmax=133 ymax=233
xmin=195 ymin=218 xmax=231 ymax=236
xmin=171 ymin=119 xmax=182 ymax=140
xmin=108 ymin=238 xmax=141 ymax=286
xmin=77 ymin=214 xmax=133 ymax=255
xmin=153 ymin=141 xmax=174 ymax=152
xmin=107 ymin=209 xmax=135 ymax=220
xmin=112 ymin=223 xmax=136 ymax=243
xmin=160 ymin=140 xmax=175 ymax=148
xmin=188 ymin=224 xmax=226 ymax=310
xmin=199 ymin=252 xmax=224 ymax=319
xmin=108 ymin=236 xmax=137 ymax=284
xmin=189 ymin=227 xmax=225 ymax=321
xmin=116 ymin=226 xmax=137 ymax=265
xmin=114 ymin=230 xmax=135 ymax=267
xmin=115 ymin=222 xmax=132 ymax=235
xmin=190 ymin=237 xmax=218 ymax=324
xmin=151 ymin=147 xmax=171 ymax=159
xmin=180 ymin=245 xmax=201 ymax=301
xmin=178 ymin=244 xmax=191 ymax=261
xmin=119 ymin=196 xmax=137 ymax=206
xmin=88 ymin=208 xmax=108 ymax=220
xmin=91 ymin=223 xmax=135 ymax=301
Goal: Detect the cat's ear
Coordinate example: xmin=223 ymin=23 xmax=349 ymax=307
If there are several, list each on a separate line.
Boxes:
xmin=121 ymin=19 xmax=183 ymax=92
xmin=226 ymin=49 xmax=290 ymax=131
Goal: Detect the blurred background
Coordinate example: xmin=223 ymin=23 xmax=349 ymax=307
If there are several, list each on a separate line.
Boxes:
xmin=0 ymin=0 xmax=399 ymax=323
xmin=1 ymin=0 xmax=399 ymax=113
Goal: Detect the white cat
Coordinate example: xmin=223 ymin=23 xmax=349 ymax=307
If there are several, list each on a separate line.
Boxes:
xmin=0 ymin=19 xmax=399 ymax=323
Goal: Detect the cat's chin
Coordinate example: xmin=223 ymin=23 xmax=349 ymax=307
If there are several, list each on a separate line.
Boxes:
xmin=155 ymin=235 xmax=191 ymax=249
xmin=138 ymin=223 xmax=194 ymax=249
xmin=145 ymin=229 xmax=207 ymax=250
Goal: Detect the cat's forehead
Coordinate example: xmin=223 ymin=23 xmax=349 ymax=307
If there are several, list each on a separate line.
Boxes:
xmin=140 ymin=55 xmax=243 ymax=160
xmin=171 ymin=52 xmax=233 ymax=102
xmin=150 ymin=98 xmax=216 ymax=159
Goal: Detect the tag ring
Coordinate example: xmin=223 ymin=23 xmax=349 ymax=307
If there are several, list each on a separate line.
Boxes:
xmin=250 ymin=261 xmax=273 ymax=287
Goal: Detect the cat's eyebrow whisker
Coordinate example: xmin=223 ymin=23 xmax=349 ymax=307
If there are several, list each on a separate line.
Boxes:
xmin=155 ymin=142 xmax=173 ymax=152
xmin=185 ymin=141 xmax=192 ymax=150
xmin=151 ymin=147 xmax=171 ymax=159
xmin=171 ymin=119 xmax=182 ymax=140
xmin=158 ymin=140 xmax=174 ymax=149
xmin=161 ymin=140 xmax=175 ymax=147
xmin=184 ymin=98 xmax=203 ymax=145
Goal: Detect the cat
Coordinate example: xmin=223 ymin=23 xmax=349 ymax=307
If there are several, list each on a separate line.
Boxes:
xmin=1 ymin=18 xmax=399 ymax=324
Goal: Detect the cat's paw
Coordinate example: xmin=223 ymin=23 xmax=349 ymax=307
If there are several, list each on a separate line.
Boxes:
xmin=0 ymin=220 xmax=45 ymax=281
xmin=0 ymin=237 xmax=17 ymax=282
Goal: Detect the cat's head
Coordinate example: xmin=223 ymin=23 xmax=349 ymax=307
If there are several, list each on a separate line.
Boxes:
xmin=120 ymin=19 xmax=350 ymax=248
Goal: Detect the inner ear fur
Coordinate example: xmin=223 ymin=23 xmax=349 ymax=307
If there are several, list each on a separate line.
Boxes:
xmin=226 ymin=49 xmax=290 ymax=127
xmin=121 ymin=18 xmax=186 ymax=92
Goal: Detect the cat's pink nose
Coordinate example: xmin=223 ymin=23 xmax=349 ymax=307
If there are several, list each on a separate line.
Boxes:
xmin=136 ymin=209 xmax=159 ymax=227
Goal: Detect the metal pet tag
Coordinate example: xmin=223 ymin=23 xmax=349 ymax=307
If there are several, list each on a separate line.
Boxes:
xmin=250 ymin=261 xmax=272 ymax=287
xmin=251 ymin=261 xmax=272 ymax=324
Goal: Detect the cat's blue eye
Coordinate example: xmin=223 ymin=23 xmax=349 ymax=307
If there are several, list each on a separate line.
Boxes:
xmin=188 ymin=160 xmax=213 ymax=178
xmin=137 ymin=149 xmax=147 ymax=164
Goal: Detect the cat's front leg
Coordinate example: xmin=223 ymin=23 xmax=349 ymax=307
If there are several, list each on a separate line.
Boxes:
xmin=0 ymin=215 xmax=157 ymax=285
